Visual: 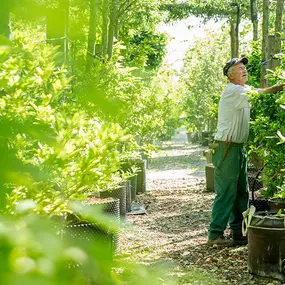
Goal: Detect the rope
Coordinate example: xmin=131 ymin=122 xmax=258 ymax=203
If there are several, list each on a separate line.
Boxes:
xmin=260 ymin=55 xmax=280 ymax=66
xmin=242 ymin=205 xmax=256 ymax=236
xmin=34 ymin=36 xmax=77 ymax=44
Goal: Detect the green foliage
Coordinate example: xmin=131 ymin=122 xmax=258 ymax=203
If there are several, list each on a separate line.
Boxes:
xmin=0 ymin=5 xmax=181 ymax=215
xmin=75 ymin=54 xmax=181 ymax=145
xmin=0 ymin=27 xmax=177 ymax=285
xmin=246 ymin=40 xmax=261 ymax=88
xmin=125 ymin=31 xmax=168 ymax=70
xmin=0 ymin=209 xmax=117 ymax=285
xmin=161 ymin=0 xmax=251 ymax=22
xmin=180 ymin=27 xmax=230 ymax=133
xmin=0 ymin=1 xmax=184 ymax=283
xmin=120 ymin=0 xmax=165 ymax=34
xmin=248 ymin=83 xmax=285 ymax=196
xmin=0 ymin=34 xmax=131 ymax=216
xmin=0 ymin=204 xmax=175 ymax=285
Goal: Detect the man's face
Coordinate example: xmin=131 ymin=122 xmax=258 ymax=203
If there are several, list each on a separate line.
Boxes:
xmin=228 ymin=63 xmax=248 ymax=86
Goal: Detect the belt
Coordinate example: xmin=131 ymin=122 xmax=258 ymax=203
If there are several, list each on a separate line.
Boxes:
xmin=215 ymin=140 xmax=244 ymax=147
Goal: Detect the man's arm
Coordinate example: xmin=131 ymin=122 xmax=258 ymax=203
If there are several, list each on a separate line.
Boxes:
xmin=257 ymin=83 xmax=285 ymax=94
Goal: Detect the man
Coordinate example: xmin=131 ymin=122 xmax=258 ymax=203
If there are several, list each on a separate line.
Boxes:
xmin=207 ymin=57 xmax=284 ymax=247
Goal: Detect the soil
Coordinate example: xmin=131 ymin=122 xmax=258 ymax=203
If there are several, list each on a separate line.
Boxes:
xmin=120 ymin=141 xmax=283 ymax=285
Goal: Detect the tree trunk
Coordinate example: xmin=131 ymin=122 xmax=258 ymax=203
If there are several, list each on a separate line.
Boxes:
xmin=101 ymin=0 xmax=109 ymax=59
xmin=267 ymin=35 xmax=275 ymax=71
xmin=229 ymin=3 xmax=240 ymax=59
xmin=260 ymin=0 xmax=269 ymax=87
xmin=251 ymin=0 xmax=258 ymax=41
xmin=0 ymin=0 xmax=10 ymax=38
xmin=63 ymin=0 xmax=69 ymax=64
xmin=230 ymin=20 xmax=238 ymax=58
xmin=86 ymin=0 xmax=98 ymax=70
xmin=107 ymin=0 xmax=118 ymax=60
xmin=272 ymin=0 xmax=284 ymax=70
xmin=114 ymin=20 xmax=120 ymax=39
xmin=235 ymin=4 xmax=240 ymax=57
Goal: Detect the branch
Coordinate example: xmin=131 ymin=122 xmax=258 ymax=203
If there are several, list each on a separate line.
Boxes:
xmin=160 ymin=3 xmax=232 ymax=21
xmin=117 ymin=0 xmax=136 ymax=20
xmin=118 ymin=0 xmax=131 ymax=13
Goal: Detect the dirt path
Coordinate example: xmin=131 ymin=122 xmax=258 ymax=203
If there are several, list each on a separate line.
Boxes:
xmin=120 ymin=141 xmax=282 ymax=285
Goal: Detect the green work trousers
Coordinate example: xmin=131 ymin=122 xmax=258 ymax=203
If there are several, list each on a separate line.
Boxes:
xmin=208 ymin=143 xmax=249 ymax=239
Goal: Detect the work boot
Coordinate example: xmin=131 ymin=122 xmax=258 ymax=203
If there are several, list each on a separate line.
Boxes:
xmin=232 ymin=233 xmax=247 ymax=246
xmin=207 ymin=236 xmax=233 ymax=247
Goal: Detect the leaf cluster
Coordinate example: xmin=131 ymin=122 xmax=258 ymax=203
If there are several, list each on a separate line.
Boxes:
xmin=160 ymin=0 xmax=251 ymax=22
xmin=248 ymin=83 xmax=285 ymax=196
xmin=179 ymin=27 xmax=230 ymax=132
xmin=0 ymin=35 xmax=133 ymax=217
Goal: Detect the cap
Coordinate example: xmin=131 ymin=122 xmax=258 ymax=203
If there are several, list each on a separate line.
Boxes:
xmin=223 ymin=57 xmax=248 ymax=76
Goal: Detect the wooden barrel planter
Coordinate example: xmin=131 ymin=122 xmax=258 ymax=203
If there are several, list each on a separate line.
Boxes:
xmin=65 ymin=197 xmax=120 ymax=255
xmin=205 ymin=164 xmax=214 ymax=192
xmin=248 ymin=210 xmax=285 ymax=281
xmin=99 ymin=183 xmax=127 ymax=219
xmin=186 ymin=132 xmax=192 ymax=143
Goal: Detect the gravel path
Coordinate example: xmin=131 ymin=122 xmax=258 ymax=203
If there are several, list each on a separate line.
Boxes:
xmin=120 ymin=141 xmax=283 ymax=285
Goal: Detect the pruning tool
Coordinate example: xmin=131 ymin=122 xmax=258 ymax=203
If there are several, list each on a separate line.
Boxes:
xmin=223 ymin=135 xmax=232 ymax=159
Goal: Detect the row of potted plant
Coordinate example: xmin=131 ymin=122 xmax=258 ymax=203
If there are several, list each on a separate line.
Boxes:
xmin=0 ymin=32 xmax=154 ymax=284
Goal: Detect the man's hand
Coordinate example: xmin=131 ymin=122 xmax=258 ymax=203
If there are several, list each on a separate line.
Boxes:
xmin=258 ymin=83 xmax=285 ymax=94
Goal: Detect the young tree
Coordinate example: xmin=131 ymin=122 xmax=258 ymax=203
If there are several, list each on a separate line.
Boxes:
xmin=161 ymin=0 xmax=251 ymax=59
xmin=180 ymin=28 xmax=230 ymax=133
xmin=260 ymin=0 xmax=269 ymax=87
xmin=101 ymin=0 xmax=109 ymax=59
xmin=86 ymin=0 xmax=99 ymax=70
xmin=250 ymin=0 xmax=258 ymax=41
xmin=229 ymin=2 xmax=240 ymax=58
xmin=272 ymin=0 xmax=284 ymax=70
xmin=107 ymin=0 xmax=118 ymax=60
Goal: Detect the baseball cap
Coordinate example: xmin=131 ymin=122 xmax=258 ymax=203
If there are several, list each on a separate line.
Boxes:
xmin=223 ymin=57 xmax=248 ymax=76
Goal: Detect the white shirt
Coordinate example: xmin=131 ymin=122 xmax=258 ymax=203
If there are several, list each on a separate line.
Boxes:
xmin=214 ymin=83 xmax=251 ymax=143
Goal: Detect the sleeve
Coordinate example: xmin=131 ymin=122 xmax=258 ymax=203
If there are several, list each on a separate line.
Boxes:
xmin=223 ymin=85 xmax=250 ymax=110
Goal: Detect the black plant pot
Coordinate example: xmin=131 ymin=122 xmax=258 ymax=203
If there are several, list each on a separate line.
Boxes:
xmin=130 ymin=174 xmax=137 ymax=202
xmin=65 ymin=197 xmax=120 ymax=254
xmin=100 ymin=183 xmax=127 ymax=218
xmin=126 ymin=180 xmax=132 ymax=212
xmin=136 ymin=159 xmax=146 ymax=194
xmin=121 ymin=158 xmax=146 ymax=195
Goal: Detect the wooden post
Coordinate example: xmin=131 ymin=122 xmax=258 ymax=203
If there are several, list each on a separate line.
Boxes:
xmin=251 ymin=0 xmax=258 ymax=41
xmin=260 ymin=0 xmax=269 ymax=87
xmin=86 ymin=0 xmax=99 ymax=71
xmin=235 ymin=4 xmax=240 ymax=57
xmin=101 ymin=0 xmax=109 ymax=59
xmin=267 ymin=35 xmax=275 ymax=71
xmin=230 ymin=20 xmax=238 ymax=58
xmin=107 ymin=0 xmax=118 ymax=60
xmin=272 ymin=0 xmax=284 ymax=70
